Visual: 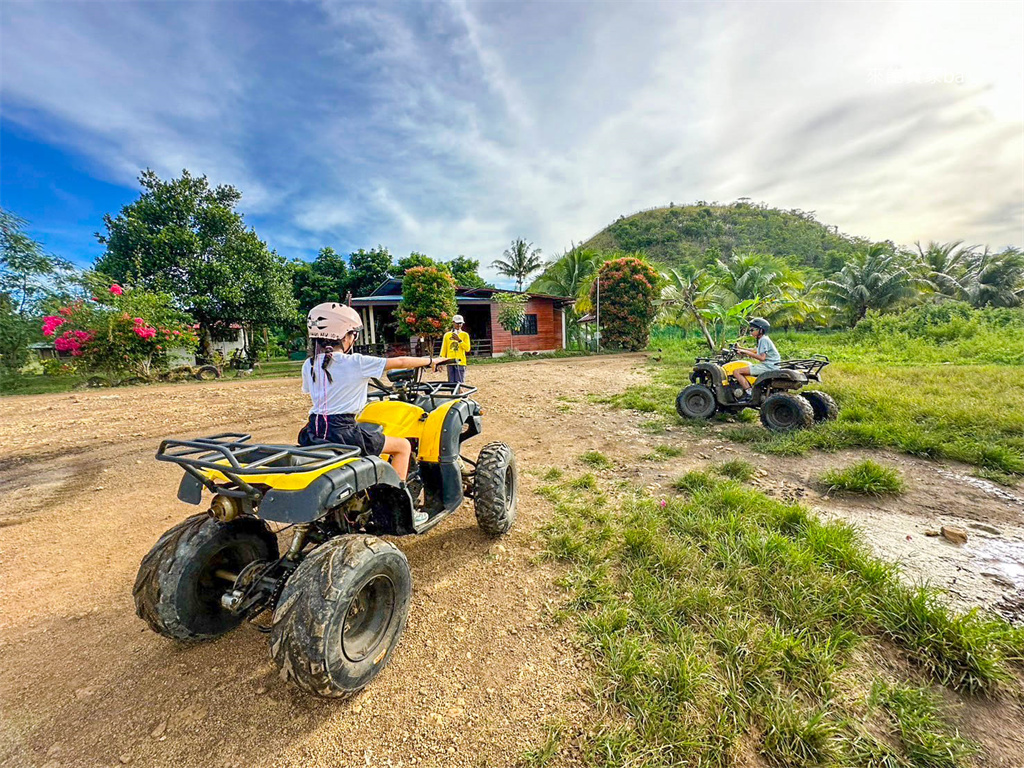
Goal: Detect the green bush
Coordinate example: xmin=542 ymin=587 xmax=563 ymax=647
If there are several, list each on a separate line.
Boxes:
xmin=396 ymin=266 xmax=458 ymax=344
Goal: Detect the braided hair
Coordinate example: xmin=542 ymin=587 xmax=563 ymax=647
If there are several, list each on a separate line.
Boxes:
xmin=307 ymin=337 xmax=340 ymax=384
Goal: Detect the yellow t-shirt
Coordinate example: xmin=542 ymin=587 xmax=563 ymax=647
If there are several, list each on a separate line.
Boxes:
xmin=441 ymin=330 xmax=470 ymax=365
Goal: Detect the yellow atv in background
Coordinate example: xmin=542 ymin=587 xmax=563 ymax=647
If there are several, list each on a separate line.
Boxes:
xmin=133 ymin=363 xmax=516 ymax=698
xmin=676 ymin=345 xmax=838 ymax=431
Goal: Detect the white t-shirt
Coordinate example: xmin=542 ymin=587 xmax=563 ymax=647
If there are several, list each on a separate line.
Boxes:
xmin=302 ymin=353 xmax=387 ymax=415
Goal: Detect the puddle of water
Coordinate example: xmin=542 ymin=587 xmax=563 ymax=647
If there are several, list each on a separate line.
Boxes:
xmin=936 ymin=469 xmax=1024 ymax=507
xmin=970 ymin=537 xmax=1024 ymax=591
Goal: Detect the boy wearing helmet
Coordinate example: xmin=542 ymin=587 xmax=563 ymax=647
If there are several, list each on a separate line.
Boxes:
xmin=300 ymin=302 xmax=438 ymax=489
xmin=440 ymin=315 xmax=470 ymax=384
xmin=732 ymin=317 xmax=781 ymax=400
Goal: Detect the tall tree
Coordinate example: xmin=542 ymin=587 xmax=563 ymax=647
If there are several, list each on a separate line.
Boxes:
xmin=347 ymin=246 xmax=393 ymax=298
xmin=390 ymin=252 xmax=440 ymax=277
xmin=1 ymin=208 xmax=74 ymax=315
xmin=447 ymin=255 xmax=489 ymax=288
xmin=291 ymin=247 xmax=349 ymax=309
xmin=531 ymin=245 xmax=601 ymax=348
xmin=95 ymin=170 xmax=294 ymax=353
xmin=492 ymin=238 xmax=544 ymax=291
xmin=914 ymin=241 xmax=973 ymax=298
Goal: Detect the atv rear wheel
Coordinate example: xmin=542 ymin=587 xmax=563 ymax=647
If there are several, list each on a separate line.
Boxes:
xmin=801 ymin=391 xmax=839 ymax=422
xmin=676 ymin=384 xmax=717 ymax=420
xmin=270 ymin=535 xmax=412 ymax=698
xmin=473 ymin=442 xmax=518 ymax=536
xmin=760 ymin=393 xmax=815 ymax=432
xmin=133 ymin=514 xmax=279 ymax=641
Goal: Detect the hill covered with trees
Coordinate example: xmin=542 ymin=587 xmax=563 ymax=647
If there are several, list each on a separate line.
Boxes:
xmin=581 ymin=200 xmax=872 ymax=273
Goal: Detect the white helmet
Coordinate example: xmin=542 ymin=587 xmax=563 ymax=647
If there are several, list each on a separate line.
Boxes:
xmin=307 ymin=302 xmax=363 ymax=340
xmin=453 ymin=314 xmax=465 ymax=325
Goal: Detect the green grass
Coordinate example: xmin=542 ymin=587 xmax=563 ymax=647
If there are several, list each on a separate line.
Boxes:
xmin=532 ymin=469 xmax=1021 ymax=767
xmin=821 ymin=460 xmax=907 ymax=496
xmin=610 ymin=330 xmax=1024 ymax=479
xmin=715 ymin=459 xmax=755 ymax=482
xmin=641 ymin=444 xmax=685 ymax=461
xmin=579 ymin=450 xmax=613 ymax=468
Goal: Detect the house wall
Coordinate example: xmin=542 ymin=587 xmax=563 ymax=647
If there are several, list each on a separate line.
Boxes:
xmin=489 ymin=298 xmax=564 ymax=355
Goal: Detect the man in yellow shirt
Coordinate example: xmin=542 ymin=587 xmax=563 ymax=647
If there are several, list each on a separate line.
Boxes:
xmin=441 ymin=314 xmax=470 ymax=384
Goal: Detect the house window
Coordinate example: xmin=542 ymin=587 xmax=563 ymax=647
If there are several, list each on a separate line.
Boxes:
xmin=513 ymin=314 xmax=538 ymax=336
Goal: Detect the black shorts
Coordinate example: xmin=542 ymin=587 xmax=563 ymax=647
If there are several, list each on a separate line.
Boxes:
xmin=297 ymin=414 xmax=386 ymax=456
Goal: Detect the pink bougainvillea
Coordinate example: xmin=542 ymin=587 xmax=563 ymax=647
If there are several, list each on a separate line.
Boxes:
xmin=109 ymin=284 xmax=124 ymax=296
xmin=42 ymin=316 xmax=65 ymax=337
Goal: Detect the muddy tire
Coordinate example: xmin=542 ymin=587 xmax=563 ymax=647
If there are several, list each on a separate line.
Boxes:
xmin=676 ymin=384 xmax=717 ymax=420
xmin=133 ymin=514 xmax=278 ymax=641
xmin=760 ymin=392 xmax=815 ymax=432
xmin=270 ymin=536 xmax=411 ymax=698
xmin=195 ymin=365 xmax=220 ymax=381
xmin=473 ymin=442 xmax=518 ymax=536
xmin=801 ymin=391 xmax=839 ymax=422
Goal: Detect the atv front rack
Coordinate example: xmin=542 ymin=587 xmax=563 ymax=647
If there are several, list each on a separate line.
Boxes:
xmin=156 ymin=433 xmax=361 ymax=499
xmin=780 ymin=355 xmax=830 ymax=378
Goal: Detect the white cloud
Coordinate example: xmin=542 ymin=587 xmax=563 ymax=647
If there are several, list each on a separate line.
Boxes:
xmin=1 ymin=0 xmax=1021 ymax=270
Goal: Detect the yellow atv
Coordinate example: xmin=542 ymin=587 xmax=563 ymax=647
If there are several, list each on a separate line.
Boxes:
xmin=133 ymin=364 xmax=516 ymax=698
xmin=675 ymin=345 xmax=838 ymax=431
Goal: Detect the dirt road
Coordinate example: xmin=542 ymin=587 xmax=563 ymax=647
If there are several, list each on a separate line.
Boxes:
xmin=4 ymin=354 xmax=1024 ymax=767
xmin=0 ymin=355 xmax=647 ymax=768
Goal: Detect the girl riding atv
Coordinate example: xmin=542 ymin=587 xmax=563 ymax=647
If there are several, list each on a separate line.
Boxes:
xmin=299 ymin=302 xmax=440 ymax=483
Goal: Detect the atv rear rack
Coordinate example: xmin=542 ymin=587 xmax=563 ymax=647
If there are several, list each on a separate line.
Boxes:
xmin=156 ymin=433 xmax=361 ymax=499
xmin=780 ymin=355 xmax=830 ymax=378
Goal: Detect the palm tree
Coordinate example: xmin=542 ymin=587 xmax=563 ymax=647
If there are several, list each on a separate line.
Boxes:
xmin=712 ymin=253 xmax=817 ymax=327
xmin=659 ymin=266 xmax=716 ymax=350
xmin=962 ymin=246 xmax=1024 ymax=308
xmin=815 ymin=245 xmax=930 ymax=324
xmin=492 ymin=238 xmax=544 ymax=291
xmin=914 ymin=240 xmax=974 ymax=298
xmin=531 ymin=245 xmax=601 ymax=348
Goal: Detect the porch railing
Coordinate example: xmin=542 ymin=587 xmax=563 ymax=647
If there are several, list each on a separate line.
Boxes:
xmin=355 ymin=339 xmax=495 ymax=358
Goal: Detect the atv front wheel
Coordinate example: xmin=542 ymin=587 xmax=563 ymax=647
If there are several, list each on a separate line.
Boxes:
xmin=760 ymin=393 xmax=815 ymax=432
xmin=676 ymin=384 xmax=717 ymax=420
xmin=474 ymin=442 xmax=518 ymax=536
xmin=270 ymin=536 xmax=412 ymax=698
xmin=133 ymin=514 xmax=279 ymax=641
xmin=801 ymin=391 xmax=839 ymax=423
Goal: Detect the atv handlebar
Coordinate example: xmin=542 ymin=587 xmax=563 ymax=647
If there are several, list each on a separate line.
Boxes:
xmin=368 ymin=359 xmax=478 ymax=404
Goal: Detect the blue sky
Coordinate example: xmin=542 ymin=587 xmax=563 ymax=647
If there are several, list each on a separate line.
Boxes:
xmin=1 ymin=1 xmax=1022 ymax=281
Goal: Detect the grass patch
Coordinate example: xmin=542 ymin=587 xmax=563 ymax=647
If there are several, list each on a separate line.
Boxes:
xmin=641 ymin=444 xmax=685 ymax=461
xmin=579 ymin=450 xmax=612 ymax=469
xmin=715 ymin=459 xmax=755 ymax=482
xmin=533 ymin=470 xmax=1021 ymax=767
xmin=821 ymin=460 xmax=906 ymax=496
xmin=601 ymin=329 xmax=1024 ymax=480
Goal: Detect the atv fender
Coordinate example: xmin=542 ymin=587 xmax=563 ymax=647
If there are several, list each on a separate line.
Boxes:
xmin=259 ymin=456 xmax=412 ymax=525
xmin=690 ymin=362 xmax=730 ymax=403
xmin=418 ymin=399 xmax=481 ymax=514
xmin=751 ymin=369 xmax=808 ymax=400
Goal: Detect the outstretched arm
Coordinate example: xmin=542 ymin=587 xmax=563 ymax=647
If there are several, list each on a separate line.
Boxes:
xmin=384 ymin=356 xmax=436 ymax=371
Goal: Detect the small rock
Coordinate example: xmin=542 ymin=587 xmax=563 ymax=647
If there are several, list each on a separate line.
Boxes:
xmin=255 ymin=686 xmax=268 ymax=695
xmin=941 ymin=526 xmax=968 ymax=546
xmin=119 ymin=754 xmax=132 ymax=765
xmin=924 ymin=530 xmax=940 ymax=537
xmin=151 ymin=719 xmax=167 ymax=738
xmin=427 ymin=713 xmax=444 ymax=726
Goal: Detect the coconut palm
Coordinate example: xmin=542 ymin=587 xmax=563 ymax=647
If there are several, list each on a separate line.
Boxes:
xmin=659 ymin=265 xmax=716 ymax=350
xmin=815 ymin=245 xmax=930 ymax=324
xmin=712 ymin=252 xmax=818 ymax=327
xmin=492 ymin=238 xmax=544 ymax=291
xmin=914 ymin=240 xmax=974 ymax=298
xmin=531 ymin=245 xmax=602 ymax=349
xmin=962 ymin=247 xmax=1024 ymax=307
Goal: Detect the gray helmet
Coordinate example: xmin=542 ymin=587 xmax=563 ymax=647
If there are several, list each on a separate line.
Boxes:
xmin=748 ymin=317 xmax=771 ymax=333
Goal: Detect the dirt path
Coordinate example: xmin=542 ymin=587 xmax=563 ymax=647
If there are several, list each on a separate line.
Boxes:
xmin=3 ymin=354 xmax=1024 ymax=767
xmin=0 ymin=355 xmax=646 ymax=768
